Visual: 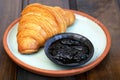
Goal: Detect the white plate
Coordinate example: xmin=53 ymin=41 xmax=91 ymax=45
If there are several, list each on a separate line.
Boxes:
xmin=3 ymin=11 xmax=111 ymax=77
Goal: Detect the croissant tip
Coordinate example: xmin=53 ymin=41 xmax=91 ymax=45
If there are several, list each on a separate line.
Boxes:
xmin=19 ymin=50 xmax=38 ymax=54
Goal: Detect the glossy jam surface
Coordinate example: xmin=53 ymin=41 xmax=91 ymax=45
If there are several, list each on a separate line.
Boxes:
xmin=48 ymin=38 xmax=90 ymax=64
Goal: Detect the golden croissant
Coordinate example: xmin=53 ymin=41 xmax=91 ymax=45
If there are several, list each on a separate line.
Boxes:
xmin=17 ymin=3 xmax=75 ymax=54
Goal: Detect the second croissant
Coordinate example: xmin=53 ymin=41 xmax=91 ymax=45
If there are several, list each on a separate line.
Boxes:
xmin=17 ymin=3 xmax=75 ymax=54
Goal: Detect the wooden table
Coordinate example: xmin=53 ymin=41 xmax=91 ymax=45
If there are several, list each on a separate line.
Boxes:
xmin=0 ymin=0 xmax=120 ymax=80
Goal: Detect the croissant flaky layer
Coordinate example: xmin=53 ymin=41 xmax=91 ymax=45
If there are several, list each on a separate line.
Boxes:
xmin=17 ymin=3 xmax=75 ymax=54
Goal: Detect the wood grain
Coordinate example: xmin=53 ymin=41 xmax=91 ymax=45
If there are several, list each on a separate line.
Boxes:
xmin=69 ymin=0 xmax=78 ymax=10
xmin=29 ymin=0 xmax=69 ymax=9
xmin=0 ymin=0 xmax=22 ymax=80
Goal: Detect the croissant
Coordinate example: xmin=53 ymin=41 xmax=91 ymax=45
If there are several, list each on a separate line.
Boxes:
xmin=17 ymin=3 xmax=75 ymax=54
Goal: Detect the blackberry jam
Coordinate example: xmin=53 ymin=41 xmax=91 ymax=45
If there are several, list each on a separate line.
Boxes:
xmin=44 ymin=33 xmax=94 ymax=66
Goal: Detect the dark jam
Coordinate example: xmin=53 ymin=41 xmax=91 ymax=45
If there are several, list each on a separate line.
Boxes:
xmin=48 ymin=38 xmax=90 ymax=64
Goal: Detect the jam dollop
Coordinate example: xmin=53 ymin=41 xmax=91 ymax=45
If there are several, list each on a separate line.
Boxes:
xmin=48 ymin=38 xmax=90 ymax=64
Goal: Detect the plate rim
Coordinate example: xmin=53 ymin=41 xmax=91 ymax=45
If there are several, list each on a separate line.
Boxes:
xmin=3 ymin=10 xmax=111 ymax=77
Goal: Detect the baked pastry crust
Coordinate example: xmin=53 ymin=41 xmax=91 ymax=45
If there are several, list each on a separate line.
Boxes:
xmin=17 ymin=3 xmax=75 ymax=54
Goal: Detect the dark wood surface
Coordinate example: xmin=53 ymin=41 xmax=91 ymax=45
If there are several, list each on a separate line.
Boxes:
xmin=0 ymin=0 xmax=120 ymax=80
